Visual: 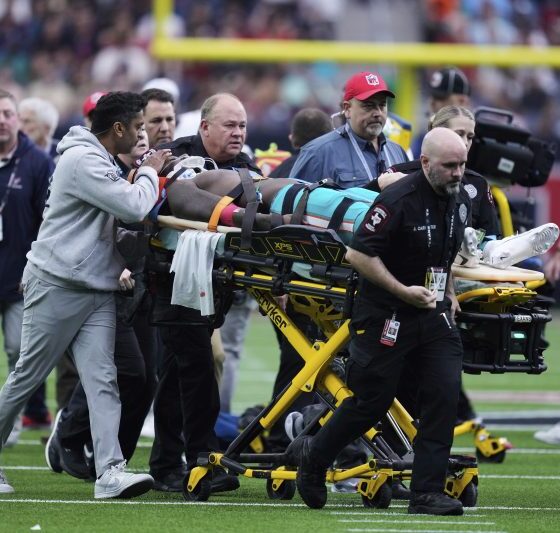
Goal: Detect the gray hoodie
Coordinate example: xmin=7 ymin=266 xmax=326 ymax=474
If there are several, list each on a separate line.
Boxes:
xmin=24 ymin=126 xmax=158 ymax=291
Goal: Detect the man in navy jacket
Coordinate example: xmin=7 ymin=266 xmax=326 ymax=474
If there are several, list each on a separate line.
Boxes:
xmin=0 ymin=89 xmax=54 ymax=454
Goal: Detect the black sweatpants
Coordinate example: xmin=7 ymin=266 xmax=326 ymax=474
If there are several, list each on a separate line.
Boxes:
xmin=310 ymin=306 xmax=463 ymax=494
xmin=149 ymin=322 xmax=220 ymax=471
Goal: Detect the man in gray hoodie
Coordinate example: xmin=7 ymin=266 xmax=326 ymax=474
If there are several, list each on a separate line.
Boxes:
xmin=0 ymin=92 xmax=171 ymax=499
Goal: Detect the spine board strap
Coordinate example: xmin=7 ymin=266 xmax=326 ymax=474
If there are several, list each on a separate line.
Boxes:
xmin=237 ymin=167 xmax=260 ymax=250
xmin=327 ymin=197 xmax=355 ymax=232
xmin=290 ymin=179 xmax=334 ymax=225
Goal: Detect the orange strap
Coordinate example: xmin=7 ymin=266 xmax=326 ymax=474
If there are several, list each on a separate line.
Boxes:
xmin=208 ymin=196 xmax=235 ymax=232
xmin=127 ymin=169 xmax=138 ymax=183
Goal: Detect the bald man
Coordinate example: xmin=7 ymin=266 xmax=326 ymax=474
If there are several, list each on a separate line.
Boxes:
xmin=294 ymin=128 xmax=471 ymax=516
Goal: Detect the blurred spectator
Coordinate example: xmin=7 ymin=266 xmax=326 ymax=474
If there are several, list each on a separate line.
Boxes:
xmin=19 ymin=96 xmax=60 ymax=158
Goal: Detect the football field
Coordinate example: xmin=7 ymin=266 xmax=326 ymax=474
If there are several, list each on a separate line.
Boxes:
xmin=1 ymin=311 xmax=559 ymax=532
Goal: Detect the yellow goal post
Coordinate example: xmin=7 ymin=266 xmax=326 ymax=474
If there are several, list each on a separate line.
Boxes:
xmin=151 ymin=0 xmax=560 ymax=126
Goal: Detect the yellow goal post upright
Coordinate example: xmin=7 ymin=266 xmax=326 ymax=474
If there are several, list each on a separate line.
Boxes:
xmin=151 ymin=0 xmax=560 ymax=128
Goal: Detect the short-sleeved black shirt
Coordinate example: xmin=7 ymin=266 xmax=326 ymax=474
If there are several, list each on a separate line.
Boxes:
xmin=350 ymin=170 xmax=472 ymax=315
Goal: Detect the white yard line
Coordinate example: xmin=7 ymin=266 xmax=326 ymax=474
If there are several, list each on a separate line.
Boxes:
xmin=0 ymin=498 xmax=558 ymax=513
xmin=3 ymin=465 xmax=560 ymax=481
xmin=453 ymin=446 xmax=560 ymax=455
xmin=345 ymin=529 xmax=507 ymax=533
xmin=11 ymin=440 xmax=560 ymax=455
xmin=339 ymin=519 xmax=496 ymax=525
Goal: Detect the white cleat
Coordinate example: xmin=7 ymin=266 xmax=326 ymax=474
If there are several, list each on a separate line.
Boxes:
xmin=94 ymin=461 xmax=153 ymax=499
xmin=454 ymin=227 xmax=482 ymax=268
xmin=482 ymin=223 xmax=560 ymax=269
xmin=0 ymin=469 xmax=14 ymax=494
xmin=534 ymin=423 xmax=560 ymax=445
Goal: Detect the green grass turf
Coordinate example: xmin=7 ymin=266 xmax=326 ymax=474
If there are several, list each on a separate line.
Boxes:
xmin=1 ymin=309 xmax=559 ymax=531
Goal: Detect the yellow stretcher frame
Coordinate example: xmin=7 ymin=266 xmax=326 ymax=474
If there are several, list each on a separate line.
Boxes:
xmin=178 ymin=225 xmax=479 ymax=507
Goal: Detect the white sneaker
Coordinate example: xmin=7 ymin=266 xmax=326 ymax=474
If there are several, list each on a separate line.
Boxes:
xmin=534 ymin=423 xmax=560 ymax=445
xmin=482 ymin=223 xmax=560 ymax=269
xmin=454 ymin=227 xmax=482 ymax=268
xmin=0 ymin=469 xmax=14 ymax=494
xmin=4 ymin=415 xmax=22 ymax=448
xmin=331 ymin=478 xmax=358 ymax=493
xmin=94 ymin=461 xmax=153 ymax=499
xmin=284 ymin=411 xmax=304 ymax=442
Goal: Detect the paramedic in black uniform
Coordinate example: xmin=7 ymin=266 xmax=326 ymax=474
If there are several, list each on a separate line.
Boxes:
xmin=147 ymin=92 xmax=258 ymax=493
xmin=296 ymin=128 xmax=471 ymax=516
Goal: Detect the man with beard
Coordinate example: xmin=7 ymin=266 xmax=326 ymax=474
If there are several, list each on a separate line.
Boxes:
xmin=289 ymin=71 xmax=408 ymax=190
xmin=294 ymin=128 xmax=471 ymax=516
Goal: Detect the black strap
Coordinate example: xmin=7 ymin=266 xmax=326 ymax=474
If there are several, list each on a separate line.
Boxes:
xmin=327 ymin=197 xmax=355 ymax=231
xmin=290 ymin=181 xmax=325 ymax=225
xmin=238 ymin=168 xmax=260 ymax=250
xmin=225 ymin=183 xmax=245 ymax=202
xmin=281 ymin=183 xmax=307 ymax=214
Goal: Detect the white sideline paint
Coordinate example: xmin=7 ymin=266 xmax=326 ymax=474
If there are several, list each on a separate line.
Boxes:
xmin=3 ymin=465 xmax=560 ymax=481
xmin=0 ymin=499 xmax=559 ymax=512
xmin=339 ymin=519 xmax=496 ymax=525
xmin=330 ymin=511 xmax=486 ymax=516
xmin=453 ymin=446 xmax=560 ymax=455
xmin=345 ymin=530 xmax=508 ymax=533
xmin=11 ymin=440 xmax=560 ymax=456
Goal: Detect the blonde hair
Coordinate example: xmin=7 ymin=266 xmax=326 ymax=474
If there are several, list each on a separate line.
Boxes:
xmin=429 ymin=105 xmax=474 ymax=131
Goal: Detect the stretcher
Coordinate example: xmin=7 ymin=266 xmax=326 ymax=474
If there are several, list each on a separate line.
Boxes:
xmin=153 ymin=217 xmax=490 ymax=507
xmin=451 ymin=261 xmax=550 ymax=462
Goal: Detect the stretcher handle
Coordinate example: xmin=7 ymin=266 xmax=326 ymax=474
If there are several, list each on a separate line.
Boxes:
xmin=157 ymin=215 xmax=241 ymax=234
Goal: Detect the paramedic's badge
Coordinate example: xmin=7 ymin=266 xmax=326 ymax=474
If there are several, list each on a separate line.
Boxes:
xmin=105 ymin=170 xmax=119 ymax=182
xmin=459 ymin=204 xmax=468 ymax=224
xmin=464 ymin=184 xmax=477 ymax=199
xmin=364 ymin=205 xmax=389 ymax=233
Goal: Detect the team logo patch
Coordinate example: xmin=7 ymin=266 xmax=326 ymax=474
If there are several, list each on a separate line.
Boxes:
xmin=459 ymin=203 xmax=468 ymax=224
xmin=365 ymin=73 xmax=379 ymax=86
xmin=364 ymin=205 xmax=390 ymax=233
xmin=105 ymin=170 xmax=119 ymax=182
xmin=464 ymin=184 xmax=477 ymax=199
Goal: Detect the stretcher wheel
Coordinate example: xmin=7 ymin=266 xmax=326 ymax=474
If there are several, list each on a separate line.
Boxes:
xmin=266 ymin=479 xmax=296 ymax=500
xmin=361 ymin=480 xmax=392 ymax=509
xmin=182 ymin=471 xmax=212 ymax=502
xmin=459 ymin=482 xmax=478 ymax=507
xmin=476 ymin=448 xmax=506 ymax=463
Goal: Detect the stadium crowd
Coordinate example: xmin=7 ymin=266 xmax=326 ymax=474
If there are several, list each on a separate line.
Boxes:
xmin=0 ymin=0 xmax=558 ymax=154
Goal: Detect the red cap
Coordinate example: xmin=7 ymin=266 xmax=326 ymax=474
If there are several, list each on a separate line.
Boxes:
xmin=343 ymin=72 xmax=395 ymax=101
xmin=82 ymin=91 xmax=107 ymax=117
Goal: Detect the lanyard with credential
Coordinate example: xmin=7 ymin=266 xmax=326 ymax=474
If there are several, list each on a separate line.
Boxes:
xmin=346 ymin=124 xmax=375 ymax=182
xmin=425 ymin=200 xmax=456 ymax=269
xmin=0 ymin=158 xmax=20 ymax=215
